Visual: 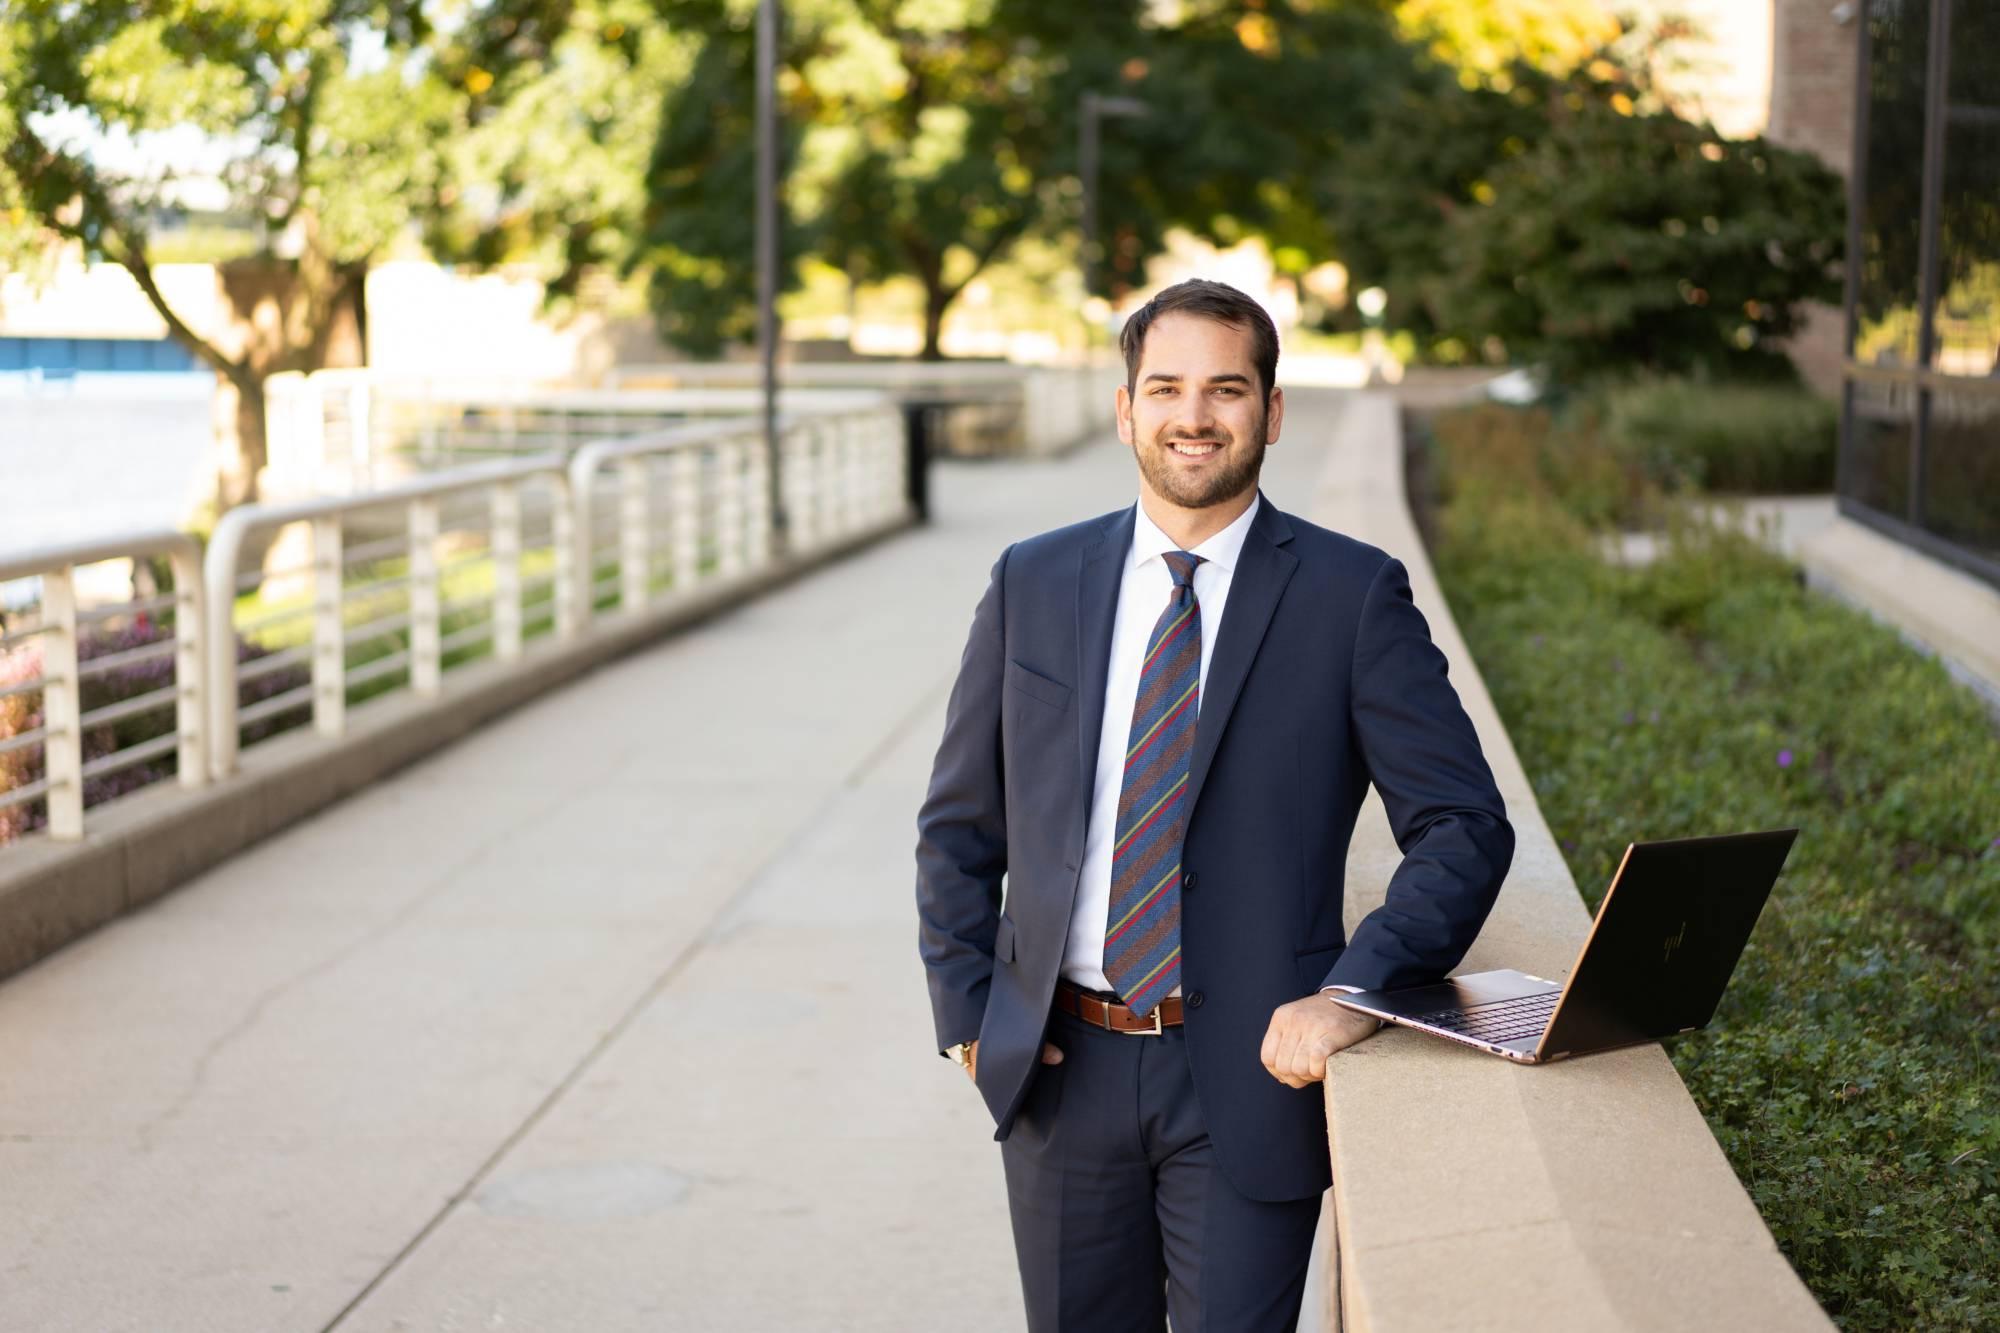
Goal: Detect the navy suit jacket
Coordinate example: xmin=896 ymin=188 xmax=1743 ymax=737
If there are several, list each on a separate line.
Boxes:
xmin=915 ymin=490 xmax=1515 ymax=1202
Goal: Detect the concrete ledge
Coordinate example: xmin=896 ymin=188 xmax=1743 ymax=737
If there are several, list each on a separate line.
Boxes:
xmin=1309 ymin=394 xmax=1829 ymax=1331
xmin=1798 ymin=511 xmax=2000 ymax=714
xmin=0 ymin=512 xmax=915 ymax=983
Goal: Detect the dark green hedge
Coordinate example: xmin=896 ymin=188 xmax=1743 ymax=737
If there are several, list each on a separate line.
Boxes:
xmin=1598 ymin=377 xmax=1838 ymax=494
xmin=1417 ymin=402 xmax=2000 ymax=1330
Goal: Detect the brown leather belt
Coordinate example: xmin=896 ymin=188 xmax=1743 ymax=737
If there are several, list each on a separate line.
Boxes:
xmin=1055 ymin=979 xmax=1184 ymax=1034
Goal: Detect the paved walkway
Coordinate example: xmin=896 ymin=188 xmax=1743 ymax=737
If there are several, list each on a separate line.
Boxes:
xmin=1 ymin=394 xmax=1350 ymax=1330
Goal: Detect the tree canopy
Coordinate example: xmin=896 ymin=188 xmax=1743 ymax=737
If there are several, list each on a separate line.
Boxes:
xmin=0 ymin=0 xmax=628 ymax=507
xmin=1325 ymin=22 xmax=1847 ymax=381
xmin=635 ymin=0 xmax=1412 ymax=359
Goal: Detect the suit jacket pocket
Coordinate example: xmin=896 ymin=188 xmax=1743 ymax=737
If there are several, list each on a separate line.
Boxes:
xmin=1006 ymin=659 xmax=1072 ymax=712
xmin=995 ymin=914 xmax=1017 ymax=963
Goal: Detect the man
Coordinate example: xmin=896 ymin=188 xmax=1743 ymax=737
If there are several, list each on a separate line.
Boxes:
xmin=914 ymin=278 xmax=1514 ymax=1331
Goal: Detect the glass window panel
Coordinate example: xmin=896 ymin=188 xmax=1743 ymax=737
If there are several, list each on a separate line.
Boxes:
xmin=1856 ymin=0 xmax=1932 ymax=369
xmin=1930 ymin=0 xmax=2000 ymax=377
xmin=1842 ymin=375 xmax=1916 ymax=516
xmin=1920 ymin=384 xmax=2000 ymax=560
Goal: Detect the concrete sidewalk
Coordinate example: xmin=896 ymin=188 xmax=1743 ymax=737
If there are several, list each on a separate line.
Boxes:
xmin=1 ymin=395 xmax=1349 ymax=1330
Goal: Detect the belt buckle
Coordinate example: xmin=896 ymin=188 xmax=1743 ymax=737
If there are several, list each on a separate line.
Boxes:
xmin=1121 ymin=1005 xmax=1164 ymax=1036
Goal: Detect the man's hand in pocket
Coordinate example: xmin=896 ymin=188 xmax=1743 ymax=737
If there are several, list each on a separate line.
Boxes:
xmin=960 ymin=1040 xmax=1064 ymax=1083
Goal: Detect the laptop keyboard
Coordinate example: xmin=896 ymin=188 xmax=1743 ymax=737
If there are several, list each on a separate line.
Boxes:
xmin=1427 ymin=990 xmax=1559 ymax=1044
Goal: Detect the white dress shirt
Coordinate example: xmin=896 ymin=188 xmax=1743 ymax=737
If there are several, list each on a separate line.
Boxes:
xmin=1058 ymin=490 xmax=1368 ymax=1007
xmin=1061 ymin=493 xmax=1262 ymax=995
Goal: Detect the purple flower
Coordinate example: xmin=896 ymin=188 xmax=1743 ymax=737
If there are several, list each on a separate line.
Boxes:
xmin=1622 ymin=710 xmax=1636 ymax=725
xmin=1991 ymin=836 xmax=1999 ymax=849
xmin=1648 ymin=709 xmax=1661 ymax=723
xmin=1777 ymin=749 xmax=1794 ymax=768
xmin=1531 ymin=633 xmax=1546 ymax=647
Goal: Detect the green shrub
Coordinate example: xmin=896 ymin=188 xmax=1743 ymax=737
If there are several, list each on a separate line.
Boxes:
xmin=1422 ymin=398 xmax=1665 ymax=532
xmin=1598 ymin=377 xmax=1839 ymax=494
xmin=1418 ymin=403 xmax=2000 ymax=1330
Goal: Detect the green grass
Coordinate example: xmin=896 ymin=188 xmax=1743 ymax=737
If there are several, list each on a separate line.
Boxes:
xmin=1419 ymin=401 xmax=2000 ymax=1330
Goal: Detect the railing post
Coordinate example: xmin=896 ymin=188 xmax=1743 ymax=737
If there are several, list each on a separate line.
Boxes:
xmin=744 ymin=433 xmax=772 ymax=569
xmin=820 ymin=421 xmax=843 ymax=538
xmin=553 ymin=472 xmax=581 ymax=640
xmin=205 ymin=518 xmax=243 ymax=780
xmin=836 ymin=418 xmax=859 ymax=535
xmin=784 ymin=428 xmax=813 ymax=552
xmin=878 ymin=410 xmax=900 ymax=522
xmin=618 ymin=456 xmax=650 ymax=611
xmin=492 ymin=480 xmax=523 ymax=661
xmin=718 ymin=438 xmax=746 ymax=579
xmin=671 ymin=447 xmax=701 ymax=592
xmin=169 ymin=541 xmax=207 ymax=788
xmin=854 ymin=415 xmax=872 ymax=527
xmin=409 ymin=498 xmax=441 ymax=696
xmin=311 ymin=516 xmax=346 ymax=737
xmin=39 ymin=565 xmax=84 ymax=841
xmin=817 ymin=424 xmax=838 ymax=539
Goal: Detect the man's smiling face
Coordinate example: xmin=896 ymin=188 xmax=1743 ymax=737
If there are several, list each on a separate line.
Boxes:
xmin=1116 ymin=310 xmax=1283 ymax=514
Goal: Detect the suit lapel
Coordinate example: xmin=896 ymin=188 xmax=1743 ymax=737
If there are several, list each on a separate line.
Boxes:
xmin=1184 ymin=496 xmax=1297 ymax=820
xmin=1075 ymin=505 xmax=1134 ymax=805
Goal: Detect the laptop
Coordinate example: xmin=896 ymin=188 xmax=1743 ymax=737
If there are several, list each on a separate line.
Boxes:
xmin=1327 ymin=828 xmax=1799 ymax=1064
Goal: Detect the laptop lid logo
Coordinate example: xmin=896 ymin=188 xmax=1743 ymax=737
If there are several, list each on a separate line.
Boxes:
xmin=1663 ymin=920 xmax=1687 ymax=965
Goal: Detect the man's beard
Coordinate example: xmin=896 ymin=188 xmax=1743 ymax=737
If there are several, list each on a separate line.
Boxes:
xmin=1134 ymin=409 xmax=1269 ymax=510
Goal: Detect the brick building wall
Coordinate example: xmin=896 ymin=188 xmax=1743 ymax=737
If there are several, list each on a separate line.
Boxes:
xmin=1765 ymin=0 xmax=1861 ymax=396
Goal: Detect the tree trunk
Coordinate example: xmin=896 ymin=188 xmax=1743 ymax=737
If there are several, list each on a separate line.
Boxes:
xmin=921 ymin=284 xmax=948 ymax=362
xmin=203 ymin=255 xmax=369 ymax=514
xmin=210 ymin=373 xmax=267 ymax=514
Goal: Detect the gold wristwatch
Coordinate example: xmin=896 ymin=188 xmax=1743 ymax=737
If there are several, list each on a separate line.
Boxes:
xmin=946 ymin=1041 xmax=974 ymax=1071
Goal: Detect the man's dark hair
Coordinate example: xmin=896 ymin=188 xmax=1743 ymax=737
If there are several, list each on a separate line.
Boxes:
xmin=1119 ymin=278 xmax=1280 ymax=403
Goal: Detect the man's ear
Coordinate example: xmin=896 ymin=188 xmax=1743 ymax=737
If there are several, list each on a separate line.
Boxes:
xmin=1115 ymin=383 xmax=1134 ymax=446
xmin=1266 ymin=384 xmax=1284 ymax=447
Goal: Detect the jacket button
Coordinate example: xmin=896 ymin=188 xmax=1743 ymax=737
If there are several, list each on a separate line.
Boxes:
xmin=1187 ymin=991 xmax=1205 ymax=1009
xmin=1182 ymin=870 xmax=1198 ymax=891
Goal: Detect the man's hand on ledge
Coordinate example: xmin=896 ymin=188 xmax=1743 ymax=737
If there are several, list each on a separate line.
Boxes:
xmin=957 ymin=1040 xmax=1064 ymax=1084
xmin=1261 ymin=994 xmax=1383 ymax=1088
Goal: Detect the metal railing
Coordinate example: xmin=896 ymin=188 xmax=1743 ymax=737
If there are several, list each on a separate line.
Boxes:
xmin=0 ymin=397 xmax=906 ymax=841
xmin=0 ymin=533 xmax=207 ymax=840
xmin=603 ymin=360 xmax=1107 ymax=457
xmin=263 ymin=369 xmax=891 ymax=494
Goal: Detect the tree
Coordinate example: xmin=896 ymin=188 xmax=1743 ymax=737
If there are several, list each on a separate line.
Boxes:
xmin=0 ymin=1 xmax=593 ymax=514
xmin=638 ymin=0 xmax=1149 ymax=361
xmin=434 ymin=0 xmax=698 ymax=314
xmin=1097 ymin=0 xmax=1409 ymax=297
xmin=1390 ymin=0 xmax=1615 ymax=76
xmin=1435 ymin=92 xmax=1845 ymax=382
xmin=1327 ymin=23 xmax=1846 ymax=380
xmin=629 ymin=7 xmax=808 ymax=358
xmin=636 ymin=0 xmax=1408 ymax=360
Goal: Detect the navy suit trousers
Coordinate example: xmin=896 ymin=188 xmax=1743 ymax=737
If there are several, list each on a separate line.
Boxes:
xmin=1000 ymin=999 xmax=1323 ymax=1333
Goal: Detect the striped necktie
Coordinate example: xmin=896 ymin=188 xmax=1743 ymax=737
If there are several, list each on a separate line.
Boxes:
xmin=1104 ymin=549 xmax=1204 ymax=1017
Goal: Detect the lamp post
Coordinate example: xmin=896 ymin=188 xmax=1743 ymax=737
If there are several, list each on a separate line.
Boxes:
xmin=757 ymin=0 xmax=789 ymax=554
xmin=1079 ymin=92 xmax=1150 ymax=309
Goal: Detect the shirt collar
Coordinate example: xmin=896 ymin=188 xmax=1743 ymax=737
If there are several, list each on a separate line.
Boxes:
xmin=1128 ymin=491 xmax=1262 ymax=576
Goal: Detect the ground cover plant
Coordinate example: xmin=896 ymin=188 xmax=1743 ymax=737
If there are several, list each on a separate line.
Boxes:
xmin=1596 ymin=376 xmax=1838 ymax=494
xmin=1415 ymin=401 xmax=1999 ymax=1330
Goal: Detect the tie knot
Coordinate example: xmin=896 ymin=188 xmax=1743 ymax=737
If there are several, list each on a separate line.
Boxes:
xmin=1162 ymin=550 xmax=1203 ymax=590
